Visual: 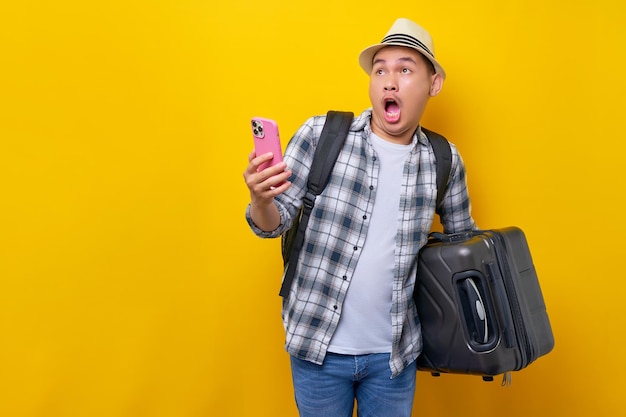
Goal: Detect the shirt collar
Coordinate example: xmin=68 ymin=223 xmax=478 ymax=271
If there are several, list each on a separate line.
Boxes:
xmin=360 ymin=108 xmax=424 ymax=151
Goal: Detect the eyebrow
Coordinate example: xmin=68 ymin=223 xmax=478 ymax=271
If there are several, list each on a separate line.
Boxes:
xmin=372 ymin=56 xmax=418 ymax=67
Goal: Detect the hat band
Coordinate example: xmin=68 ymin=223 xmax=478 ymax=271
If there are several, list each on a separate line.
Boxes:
xmin=381 ymin=34 xmax=434 ymax=58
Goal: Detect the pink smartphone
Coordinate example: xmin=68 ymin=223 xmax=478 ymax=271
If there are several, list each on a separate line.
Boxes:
xmin=251 ymin=117 xmax=284 ymax=171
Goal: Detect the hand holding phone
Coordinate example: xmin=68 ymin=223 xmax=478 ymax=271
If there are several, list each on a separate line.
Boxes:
xmin=251 ymin=117 xmax=283 ymax=172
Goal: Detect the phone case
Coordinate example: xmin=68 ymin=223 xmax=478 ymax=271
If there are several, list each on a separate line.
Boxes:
xmin=251 ymin=117 xmax=283 ymax=171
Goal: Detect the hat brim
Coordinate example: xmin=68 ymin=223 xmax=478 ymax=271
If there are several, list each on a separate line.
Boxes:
xmin=358 ymin=43 xmax=446 ymax=79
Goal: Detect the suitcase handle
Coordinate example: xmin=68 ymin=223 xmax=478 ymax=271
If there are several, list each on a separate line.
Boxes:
xmin=429 ymin=231 xmax=475 ymax=244
xmin=460 ymin=278 xmax=489 ymax=344
xmin=453 ymin=271 xmax=498 ymax=351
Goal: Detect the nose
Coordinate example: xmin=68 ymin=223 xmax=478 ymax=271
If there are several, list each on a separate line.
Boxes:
xmin=384 ymin=76 xmax=397 ymax=91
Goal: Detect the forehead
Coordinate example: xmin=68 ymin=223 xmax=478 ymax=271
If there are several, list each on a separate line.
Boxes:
xmin=373 ymin=45 xmax=427 ymax=65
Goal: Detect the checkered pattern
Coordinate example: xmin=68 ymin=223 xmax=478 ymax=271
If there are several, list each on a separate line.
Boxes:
xmin=246 ymin=109 xmax=476 ymax=377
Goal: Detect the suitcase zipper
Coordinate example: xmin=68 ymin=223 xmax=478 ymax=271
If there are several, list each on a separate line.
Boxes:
xmin=485 ymin=262 xmax=516 ymax=349
xmin=488 ymin=231 xmax=534 ymax=369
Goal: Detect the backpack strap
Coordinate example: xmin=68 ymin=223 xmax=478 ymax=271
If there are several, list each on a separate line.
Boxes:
xmin=279 ymin=110 xmax=354 ymax=297
xmin=421 ymin=127 xmax=452 ymax=214
xmin=307 ymin=111 xmax=354 ymax=195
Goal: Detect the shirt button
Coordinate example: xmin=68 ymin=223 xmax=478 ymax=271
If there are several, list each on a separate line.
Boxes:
xmin=342 ymin=275 xmax=347 ymax=280
xmin=369 ymin=185 xmax=374 ymax=190
xmin=333 ymin=305 xmax=338 ymax=310
xmin=353 ymin=246 xmax=358 ymax=251
xmin=362 ymin=215 xmax=367 ymax=220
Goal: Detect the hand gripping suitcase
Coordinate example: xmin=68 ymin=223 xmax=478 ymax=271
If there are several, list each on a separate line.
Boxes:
xmin=414 ymin=227 xmax=554 ymax=382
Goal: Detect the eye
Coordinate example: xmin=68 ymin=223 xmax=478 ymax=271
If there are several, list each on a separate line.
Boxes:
xmin=401 ymin=67 xmax=411 ymax=74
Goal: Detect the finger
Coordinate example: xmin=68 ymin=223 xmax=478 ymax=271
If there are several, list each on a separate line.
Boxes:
xmin=250 ymin=168 xmax=291 ymax=196
xmin=244 ymin=152 xmax=271 ymax=177
xmin=248 ymin=152 xmax=274 ymax=172
xmin=268 ymin=180 xmax=291 ymax=195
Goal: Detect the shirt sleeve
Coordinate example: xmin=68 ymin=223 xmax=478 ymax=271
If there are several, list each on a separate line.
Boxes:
xmin=438 ymin=143 xmax=478 ymax=233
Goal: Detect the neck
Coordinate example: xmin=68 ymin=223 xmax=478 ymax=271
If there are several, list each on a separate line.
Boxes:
xmin=370 ymin=122 xmax=418 ymax=145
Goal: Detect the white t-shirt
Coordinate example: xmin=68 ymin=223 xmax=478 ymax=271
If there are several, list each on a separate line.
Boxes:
xmin=328 ymin=132 xmax=412 ymax=354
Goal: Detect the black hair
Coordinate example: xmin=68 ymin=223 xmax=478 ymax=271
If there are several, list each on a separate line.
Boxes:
xmin=418 ymin=52 xmax=436 ymax=75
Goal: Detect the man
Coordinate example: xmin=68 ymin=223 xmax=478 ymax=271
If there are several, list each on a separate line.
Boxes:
xmin=243 ymin=18 xmax=476 ymax=417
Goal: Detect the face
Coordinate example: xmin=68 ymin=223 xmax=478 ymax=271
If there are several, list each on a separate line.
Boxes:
xmin=368 ymin=46 xmax=443 ymax=144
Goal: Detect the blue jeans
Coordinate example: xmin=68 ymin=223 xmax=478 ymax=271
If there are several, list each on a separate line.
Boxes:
xmin=290 ymin=353 xmax=416 ymax=417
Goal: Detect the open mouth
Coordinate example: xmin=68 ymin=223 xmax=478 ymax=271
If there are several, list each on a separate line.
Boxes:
xmin=384 ymin=99 xmax=400 ymax=122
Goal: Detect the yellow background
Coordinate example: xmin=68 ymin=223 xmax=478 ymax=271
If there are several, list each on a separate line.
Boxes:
xmin=1 ymin=0 xmax=624 ymax=416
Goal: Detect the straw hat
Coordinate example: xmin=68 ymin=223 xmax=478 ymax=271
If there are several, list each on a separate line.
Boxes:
xmin=358 ymin=18 xmax=446 ymax=79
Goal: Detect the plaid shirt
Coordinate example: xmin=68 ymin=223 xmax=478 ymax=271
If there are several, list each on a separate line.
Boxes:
xmin=246 ymin=109 xmax=476 ymax=377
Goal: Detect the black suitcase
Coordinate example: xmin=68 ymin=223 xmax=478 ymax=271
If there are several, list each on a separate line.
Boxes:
xmin=414 ymin=227 xmax=554 ymax=381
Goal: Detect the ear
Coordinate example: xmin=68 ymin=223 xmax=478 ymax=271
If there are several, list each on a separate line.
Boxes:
xmin=429 ymin=73 xmax=444 ymax=97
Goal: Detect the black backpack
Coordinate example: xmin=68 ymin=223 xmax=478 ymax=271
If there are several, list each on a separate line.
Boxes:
xmin=279 ymin=110 xmax=452 ymax=297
